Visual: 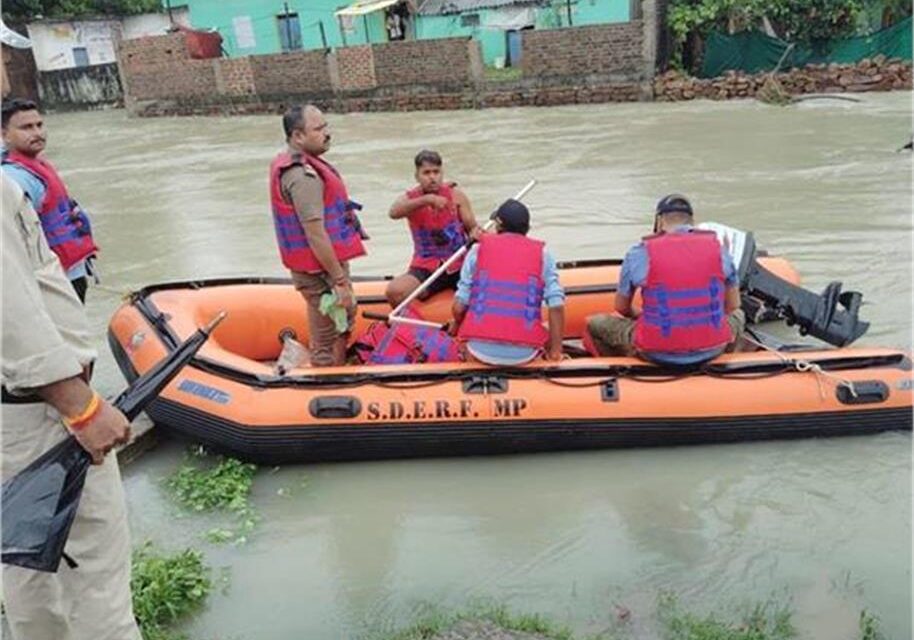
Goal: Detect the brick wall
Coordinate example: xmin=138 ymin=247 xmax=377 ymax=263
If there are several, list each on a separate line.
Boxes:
xmin=522 ymin=23 xmax=644 ymax=79
xmin=214 ymin=58 xmax=255 ymax=96
xmin=336 ymin=45 xmax=376 ymax=91
xmin=248 ymin=50 xmax=333 ymax=96
xmin=125 ymin=60 xmax=217 ymax=100
xmin=118 ymin=33 xmax=189 ymax=72
xmin=372 ymin=38 xmax=480 ymax=88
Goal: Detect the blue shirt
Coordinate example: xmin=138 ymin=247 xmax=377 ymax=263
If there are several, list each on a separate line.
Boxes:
xmin=619 ymin=225 xmax=738 ymax=365
xmin=456 ymin=241 xmax=564 ymax=365
xmin=2 ymin=148 xmax=88 ymax=280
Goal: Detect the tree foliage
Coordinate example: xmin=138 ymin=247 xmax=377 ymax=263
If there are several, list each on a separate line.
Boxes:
xmin=667 ymin=0 xmax=868 ymax=70
xmin=2 ymin=0 xmax=161 ymax=23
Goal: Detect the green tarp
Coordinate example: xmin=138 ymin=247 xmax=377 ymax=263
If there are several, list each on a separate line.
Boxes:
xmin=700 ymin=16 xmax=912 ymax=78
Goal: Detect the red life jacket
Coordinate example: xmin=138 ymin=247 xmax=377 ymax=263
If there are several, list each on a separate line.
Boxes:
xmin=352 ymin=305 xmax=460 ymax=364
xmin=458 ymin=233 xmax=549 ymax=348
xmin=269 ymin=151 xmax=367 ymax=273
xmin=3 ymin=150 xmax=98 ymax=270
xmin=406 ymin=183 xmax=467 ymax=273
xmin=633 ymin=230 xmax=731 ymax=354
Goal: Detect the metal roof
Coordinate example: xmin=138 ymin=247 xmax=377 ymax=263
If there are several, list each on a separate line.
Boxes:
xmin=417 ymin=0 xmax=543 ymax=16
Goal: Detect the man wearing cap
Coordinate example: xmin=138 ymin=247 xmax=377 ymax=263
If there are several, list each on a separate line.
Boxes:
xmin=586 ymin=194 xmax=744 ymax=365
xmin=452 ymin=199 xmax=565 ymax=365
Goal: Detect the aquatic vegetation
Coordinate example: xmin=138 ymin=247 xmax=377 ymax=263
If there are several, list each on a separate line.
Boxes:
xmin=165 ymin=449 xmax=260 ymax=544
xmin=166 ymin=455 xmax=256 ymax=514
xmin=366 ymin=601 xmax=575 ymax=640
xmin=858 ymin=610 xmax=886 ymax=640
xmin=131 ymin=542 xmax=211 ymax=640
xmin=657 ymin=592 xmax=796 ymax=640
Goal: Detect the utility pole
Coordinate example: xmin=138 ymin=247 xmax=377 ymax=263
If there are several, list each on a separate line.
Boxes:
xmin=165 ymin=0 xmax=174 ymax=26
xmin=565 ymin=0 xmax=573 ymax=26
xmin=318 ymin=20 xmax=328 ymax=50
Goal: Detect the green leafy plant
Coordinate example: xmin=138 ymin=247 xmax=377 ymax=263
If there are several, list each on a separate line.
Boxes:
xmin=165 ymin=452 xmax=260 ymax=544
xmin=167 ymin=456 xmax=256 ymax=514
xmin=131 ymin=543 xmax=210 ymax=640
xmin=666 ymin=0 xmax=866 ymax=71
xmin=858 ymin=609 xmax=886 ymax=640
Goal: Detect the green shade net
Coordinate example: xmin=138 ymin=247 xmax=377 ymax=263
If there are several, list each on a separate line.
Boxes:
xmin=700 ymin=15 xmax=912 ymax=78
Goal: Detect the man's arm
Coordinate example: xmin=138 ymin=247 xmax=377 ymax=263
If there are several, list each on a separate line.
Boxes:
xmin=614 ymin=245 xmax=644 ymax=318
xmin=541 ymin=249 xmax=566 ymax=360
xmin=450 ymin=246 xmax=478 ymax=333
xmin=389 ymin=193 xmax=445 ymax=219
xmin=721 ymin=247 xmax=741 ymax=314
xmin=452 ymin=187 xmax=481 ymax=239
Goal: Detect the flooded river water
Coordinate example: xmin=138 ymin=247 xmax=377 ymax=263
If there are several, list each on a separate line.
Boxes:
xmin=45 ymin=92 xmax=911 ymax=638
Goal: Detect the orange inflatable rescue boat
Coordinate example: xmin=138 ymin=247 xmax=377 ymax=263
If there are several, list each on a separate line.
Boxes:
xmin=108 ymin=255 xmax=912 ymax=463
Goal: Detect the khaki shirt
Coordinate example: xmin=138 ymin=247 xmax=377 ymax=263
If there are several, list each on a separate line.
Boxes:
xmin=1 ymin=171 xmax=95 ymax=393
xmin=279 ymin=151 xmax=324 ymax=226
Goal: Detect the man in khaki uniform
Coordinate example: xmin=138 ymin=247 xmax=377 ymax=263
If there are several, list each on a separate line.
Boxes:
xmin=1 ymin=172 xmax=141 ymax=640
xmin=268 ymin=104 xmax=368 ymax=366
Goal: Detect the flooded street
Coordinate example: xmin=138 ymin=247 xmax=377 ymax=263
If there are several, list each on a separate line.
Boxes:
xmin=46 ymin=93 xmax=911 ymax=638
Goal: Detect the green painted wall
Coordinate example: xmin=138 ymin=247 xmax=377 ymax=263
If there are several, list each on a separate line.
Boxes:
xmin=184 ymin=0 xmax=386 ymax=56
xmin=416 ymin=0 xmax=630 ymax=66
xmin=182 ymin=0 xmax=629 ymax=61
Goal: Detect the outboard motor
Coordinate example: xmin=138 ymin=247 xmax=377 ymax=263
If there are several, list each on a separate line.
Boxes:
xmin=699 ymin=223 xmax=869 ymax=347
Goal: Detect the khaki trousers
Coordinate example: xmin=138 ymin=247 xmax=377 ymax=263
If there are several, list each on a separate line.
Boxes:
xmin=1 ymin=402 xmax=141 ymax=640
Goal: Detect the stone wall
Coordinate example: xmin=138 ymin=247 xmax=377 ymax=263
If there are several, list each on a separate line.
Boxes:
xmin=654 ymin=56 xmax=912 ymax=101
xmin=522 ymin=22 xmax=645 ymax=79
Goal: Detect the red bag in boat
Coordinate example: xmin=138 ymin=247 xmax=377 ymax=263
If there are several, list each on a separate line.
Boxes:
xmin=352 ymin=305 xmax=460 ymax=364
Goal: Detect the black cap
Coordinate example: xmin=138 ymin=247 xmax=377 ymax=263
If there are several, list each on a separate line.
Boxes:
xmin=655 ymin=193 xmax=693 ymax=216
xmin=493 ymin=199 xmax=530 ymax=234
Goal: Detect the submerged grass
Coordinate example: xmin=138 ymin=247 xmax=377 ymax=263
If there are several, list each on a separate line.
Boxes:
xmin=366 ymin=600 xmax=576 ymax=640
xmin=657 ymin=592 xmax=796 ymax=640
xmin=370 ymin=592 xmax=872 ymax=640
xmin=131 ymin=542 xmax=211 ymax=640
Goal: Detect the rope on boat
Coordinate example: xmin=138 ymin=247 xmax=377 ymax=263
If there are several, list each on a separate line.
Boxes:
xmin=742 ymin=333 xmax=858 ymax=400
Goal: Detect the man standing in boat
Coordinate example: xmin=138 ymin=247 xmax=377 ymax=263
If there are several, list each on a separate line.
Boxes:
xmin=1 ymin=171 xmax=141 ymax=640
xmin=2 ymin=98 xmax=99 ymax=304
xmin=269 ymin=104 xmax=368 ymax=367
xmin=452 ymin=199 xmax=565 ymax=364
xmin=585 ymin=194 xmax=744 ymax=365
xmin=385 ymin=150 xmax=481 ymax=306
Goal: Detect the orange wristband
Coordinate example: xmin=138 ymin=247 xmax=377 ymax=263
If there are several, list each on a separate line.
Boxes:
xmin=63 ymin=391 xmax=102 ymax=431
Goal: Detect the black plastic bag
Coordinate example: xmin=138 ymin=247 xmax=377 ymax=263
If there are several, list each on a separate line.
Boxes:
xmin=1 ymin=438 xmax=90 ymax=572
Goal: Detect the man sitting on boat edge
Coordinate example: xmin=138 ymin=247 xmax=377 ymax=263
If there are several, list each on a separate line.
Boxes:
xmin=385 ymin=149 xmax=481 ymax=307
xmin=585 ymin=194 xmax=744 ymax=366
xmin=452 ymin=199 xmax=565 ymax=365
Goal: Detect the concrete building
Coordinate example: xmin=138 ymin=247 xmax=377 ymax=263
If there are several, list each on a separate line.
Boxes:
xmin=26 ymin=8 xmax=190 ymax=72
